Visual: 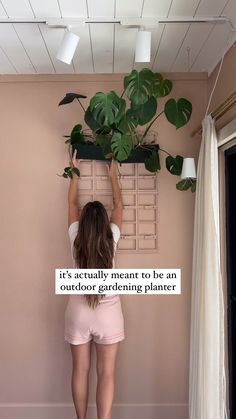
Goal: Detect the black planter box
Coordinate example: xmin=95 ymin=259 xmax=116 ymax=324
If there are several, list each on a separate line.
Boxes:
xmin=72 ymin=143 xmax=159 ymax=163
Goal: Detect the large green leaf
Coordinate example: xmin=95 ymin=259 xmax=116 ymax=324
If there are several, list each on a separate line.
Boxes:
xmin=58 ymin=92 xmax=87 ymax=106
xmin=85 ymin=107 xmax=111 ymax=134
xmin=70 ymin=124 xmax=85 ymax=144
xmin=84 ymin=107 xmax=100 ymax=131
xmin=95 ymin=126 xmax=112 ymax=135
xmin=124 ymin=68 xmax=155 ymax=106
xmin=176 ymin=178 xmax=196 ymax=192
xmin=111 ymin=132 xmax=133 ymax=161
xmin=144 ymin=150 xmax=161 ymax=173
xmin=164 ymin=98 xmax=192 ymax=129
xmin=90 ymin=91 xmax=126 ymax=126
xmin=118 ymin=111 xmax=139 ymax=134
xmin=166 ymin=155 xmax=183 ymax=176
xmin=95 ymin=134 xmax=112 ymax=158
xmin=129 ymin=96 xmax=157 ymax=126
xmin=153 ymin=73 xmax=172 ymax=97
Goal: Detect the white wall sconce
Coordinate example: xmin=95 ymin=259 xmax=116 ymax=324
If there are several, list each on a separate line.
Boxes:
xmin=135 ymin=28 xmax=151 ymax=62
xmin=181 ymin=158 xmax=197 ymax=179
xmin=56 ymin=27 xmax=80 ymax=64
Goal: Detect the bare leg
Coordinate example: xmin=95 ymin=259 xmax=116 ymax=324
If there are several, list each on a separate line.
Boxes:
xmin=70 ymin=341 xmax=92 ymax=419
xmin=95 ymin=343 xmax=119 ymax=419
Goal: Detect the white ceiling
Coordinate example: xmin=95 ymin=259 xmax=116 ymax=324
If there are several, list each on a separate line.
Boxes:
xmin=0 ymin=0 xmax=236 ymax=75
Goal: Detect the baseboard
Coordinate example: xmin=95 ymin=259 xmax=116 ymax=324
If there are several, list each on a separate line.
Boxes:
xmin=0 ymin=402 xmax=188 ymax=419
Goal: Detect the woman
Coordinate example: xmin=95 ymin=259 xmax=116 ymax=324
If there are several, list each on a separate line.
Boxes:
xmin=64 ymin=150 xmax=125 ymax=419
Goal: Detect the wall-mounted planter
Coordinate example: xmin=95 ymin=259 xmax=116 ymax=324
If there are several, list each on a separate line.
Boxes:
xmin=72 ymin=142 xmax=160 ymax=163
xmin=59 ymin=68 xmax=195 ymax=190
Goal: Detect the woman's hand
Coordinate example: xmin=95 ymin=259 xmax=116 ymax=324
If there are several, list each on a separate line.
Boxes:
xmin=106 ymin=159 xmax=118 ymax=179
xmin=67 ymin=149 xmax=80 ymax=178
xmin=70 ymin=149 xmax=80 ymax=168
xmin=108 ymin=159 xmax=123 ymax=229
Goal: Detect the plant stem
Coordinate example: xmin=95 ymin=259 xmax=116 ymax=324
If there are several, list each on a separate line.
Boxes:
xmin=134 ymin=143 xmax=158 ymax=151
xmin=142 ymin=110 xmax=165 ymax=140
xmin=77 ymin=98 xmax=86 ymax=113
xmin=120 ymin=89 xmax=125 ymax=98
xmin=159 ymin=147 xmax=172 ymax=157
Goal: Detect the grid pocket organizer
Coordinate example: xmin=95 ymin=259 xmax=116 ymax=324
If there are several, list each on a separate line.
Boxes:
xmin=77 ymin=160 xmax=158 ymax=253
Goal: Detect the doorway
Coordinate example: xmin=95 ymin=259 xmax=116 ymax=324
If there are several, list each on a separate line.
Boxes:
xmin=225 ymin=144 xmax=236 ymax=419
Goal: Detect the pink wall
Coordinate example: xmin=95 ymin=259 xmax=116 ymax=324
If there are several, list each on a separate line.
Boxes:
xmin=0 ymin=72 xmax=206 ymax=419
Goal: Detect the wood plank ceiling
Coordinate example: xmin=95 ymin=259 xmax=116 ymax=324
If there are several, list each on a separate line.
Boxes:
xmin=0 ymin=0 xmax=235 ymax=74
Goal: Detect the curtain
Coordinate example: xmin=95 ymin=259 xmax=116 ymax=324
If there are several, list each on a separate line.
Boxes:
xmin=189 ymin=115 xmax=228 ymax=419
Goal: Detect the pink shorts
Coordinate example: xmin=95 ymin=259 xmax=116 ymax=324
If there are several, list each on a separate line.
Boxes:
xmin=64 ymin=295 xmax=125 ymax=345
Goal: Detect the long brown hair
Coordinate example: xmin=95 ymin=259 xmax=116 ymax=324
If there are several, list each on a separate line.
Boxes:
xmin=73 ymin=201 xmax=114 ymax=308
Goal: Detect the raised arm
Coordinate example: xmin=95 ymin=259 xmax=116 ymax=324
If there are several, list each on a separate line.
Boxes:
xmin=68 ymin=150 xmax=80 ymax=228
xmin=107 ymin=160 xmax=123 ymax=230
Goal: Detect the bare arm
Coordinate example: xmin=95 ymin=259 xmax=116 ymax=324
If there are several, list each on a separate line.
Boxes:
xmin=68 ymin=150 xmax=80 ymax=228
xmin=107 ymin=160 xmax=123 ymax=230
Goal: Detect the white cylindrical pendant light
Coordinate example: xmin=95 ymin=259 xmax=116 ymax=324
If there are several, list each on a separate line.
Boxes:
xmin=56 ymin=30 xmax=80 ymax=64
xmin=181 ymin=158 xmax=197 ymax=179
xmin=135 ymin=30 xmax=151 ymax=62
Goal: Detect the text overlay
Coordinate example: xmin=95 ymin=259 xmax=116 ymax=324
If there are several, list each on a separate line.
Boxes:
xmin=55 ymin=269 xmax=181 ymax=295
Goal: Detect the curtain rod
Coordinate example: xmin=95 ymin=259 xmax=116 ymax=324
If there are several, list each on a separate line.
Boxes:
xmin=191 ymin=91 xmax=236 ymax=136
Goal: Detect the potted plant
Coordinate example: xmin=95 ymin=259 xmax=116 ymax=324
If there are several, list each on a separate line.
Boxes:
xmin=58 ymin=68 xmax=195 ymax=192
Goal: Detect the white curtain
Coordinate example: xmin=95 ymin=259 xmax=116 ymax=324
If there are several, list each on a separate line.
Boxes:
xmin=189 ymin=115 xmax=228 ymax=419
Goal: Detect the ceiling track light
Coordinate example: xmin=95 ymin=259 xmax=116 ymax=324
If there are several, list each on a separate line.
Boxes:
xmin=56 ymin=26 xmax=80 ymax=64
xmin=135 ymin=28 xmax=152 ymax=63
xmin=0 ymin=16 xmax=234 ymax=65
xmin=0 ymin=16 xmax=234 ymax=27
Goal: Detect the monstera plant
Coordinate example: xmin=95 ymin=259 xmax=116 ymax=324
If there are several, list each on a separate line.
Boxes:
xmin=58 ymin=68 xmax=195 ymax=192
